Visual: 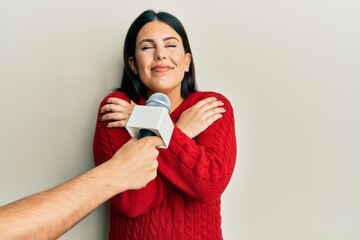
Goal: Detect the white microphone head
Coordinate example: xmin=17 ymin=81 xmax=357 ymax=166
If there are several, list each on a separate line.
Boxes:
xmin=146 ymin=93 xmax=171 ymax=113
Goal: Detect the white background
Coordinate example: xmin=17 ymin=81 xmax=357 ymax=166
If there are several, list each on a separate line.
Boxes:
xmin=1 ymin=1 xmax=359 ymax=239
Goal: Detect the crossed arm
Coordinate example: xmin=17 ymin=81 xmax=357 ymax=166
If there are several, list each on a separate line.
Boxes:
xmin=95 ymin=92 xmax=236 ymax=216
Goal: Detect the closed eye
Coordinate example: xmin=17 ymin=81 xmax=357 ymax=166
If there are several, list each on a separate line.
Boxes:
xmin=141 ymin=46 xmax=155 ymax=50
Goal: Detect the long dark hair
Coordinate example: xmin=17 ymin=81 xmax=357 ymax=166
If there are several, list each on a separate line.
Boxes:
xmin=118 ymin=9 xmax=197 ymax=102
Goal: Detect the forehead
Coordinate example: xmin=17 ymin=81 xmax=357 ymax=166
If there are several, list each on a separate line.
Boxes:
xmin=136 ymin=20 xmax=182 ymax=43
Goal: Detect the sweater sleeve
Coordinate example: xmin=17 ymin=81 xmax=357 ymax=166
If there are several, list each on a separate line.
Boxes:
xmin=158 ymin=92 xmax=237 ymax=203
xmin=92 ymin=92 xmax=167 ymax=217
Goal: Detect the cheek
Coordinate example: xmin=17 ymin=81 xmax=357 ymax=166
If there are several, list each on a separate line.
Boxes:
xmin=178 ymin=57 xmax=189 ymax=71
xmin=135 ymin=58 xmax=150 ymax=74
xmin=172 ymin=51 xmax=189 ymax=68
xmin=135 ymin=51 xmax=149 ymax=66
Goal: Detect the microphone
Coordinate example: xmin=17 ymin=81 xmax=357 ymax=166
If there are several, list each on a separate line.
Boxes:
xmin=139 ymin=93 xmax=171 ymax=139
xmin=125 ymin=93 xmax=174 ymax=148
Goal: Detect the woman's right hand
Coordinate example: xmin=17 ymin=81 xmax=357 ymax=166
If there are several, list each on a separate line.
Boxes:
xmin=99 ymin=98 xmax=136 ymax=128
xmin=176 ymin=97 xmax=226 ymax=139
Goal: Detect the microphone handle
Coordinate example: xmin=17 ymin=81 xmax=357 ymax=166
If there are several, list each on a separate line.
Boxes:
xmin=139 ymin=129 xmax=157 ymax=139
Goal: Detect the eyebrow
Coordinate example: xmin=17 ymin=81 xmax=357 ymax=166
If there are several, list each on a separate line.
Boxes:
xmin=138 ymin=36 xmax=179 ymax=46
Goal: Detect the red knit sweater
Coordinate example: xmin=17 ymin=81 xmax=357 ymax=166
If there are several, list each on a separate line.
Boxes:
xmin=93 ymin=91 xmax=237 ymax=240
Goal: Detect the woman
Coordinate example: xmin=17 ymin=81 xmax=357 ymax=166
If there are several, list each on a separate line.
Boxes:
xmin=93 ymin=9 xmax=237 ymax=240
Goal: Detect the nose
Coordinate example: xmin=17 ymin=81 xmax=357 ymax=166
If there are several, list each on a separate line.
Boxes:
xmin=155 ymin=47 xmax=166 ymax=60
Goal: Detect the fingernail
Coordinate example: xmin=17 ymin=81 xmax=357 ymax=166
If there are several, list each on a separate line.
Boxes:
xmin=99 ymin=109 xmax=104 ymax=113
xmin=99 ymin=117 xmax=103 ymax=122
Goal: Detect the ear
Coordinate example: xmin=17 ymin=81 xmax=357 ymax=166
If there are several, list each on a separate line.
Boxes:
xmin=184 ymin=53 xmax=192 ymax=72
xmin=128 ymin=57 xmax=138 ymax=75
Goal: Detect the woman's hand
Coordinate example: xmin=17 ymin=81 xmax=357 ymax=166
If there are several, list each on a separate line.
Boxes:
xmin=176 ymin=97 xmax=226 ymax=139
xmin=99 ymin=98 xmax=136 ymax=128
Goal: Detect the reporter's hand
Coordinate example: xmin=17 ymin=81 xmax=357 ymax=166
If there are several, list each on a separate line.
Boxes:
xmin=176 ymin=97 xmax=226 ymax=139
xmin=100 ymin=98 xmax=136 ymax=127
xmin=108 ymin=136 xmax=162 ymax=193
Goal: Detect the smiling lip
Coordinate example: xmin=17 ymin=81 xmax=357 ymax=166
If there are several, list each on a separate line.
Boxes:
xmin=151 ymin=65 xmax=172 ymax=72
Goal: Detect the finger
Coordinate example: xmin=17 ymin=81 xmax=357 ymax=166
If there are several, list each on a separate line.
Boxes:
xmin=106 ymin=98 xmax=130 ymax=107
xmin=142 ymin=136 xmax=163 ymax=147
xmin=193 ymin=97 xmax=218 ymax=108
xmin=204 ymin=99 xmax=224 ymax=108
xmin=100 ymin=104 xmax=128 ymax=113
xmin=205 ymin=113 xmax=223 ymax=125
xmin=201 ymin=100 xmax=224 ymax=112
xmin=100 ymin=113 xmax=111 ymax=121
xmin=153 ymin=159 xmax=159 ymax=169
xmin=147 ymin=166 xmax=158 ymax=182
xmin=201 ymin=108 xmax=225 ymax=124
xmin=100 ymin=112 xmax=128 ymax=122
xmin=204 ymin=107 xmax=226 ymax=118
xmin=100 ymin=113 xmax=112 ymax=121
xmin=125 ymin=137 xmax=137 ymax=145
xmin=105 ymin=120 xmax=127 ymax=128
xmin=109 ymin=112 xmax=129 ymax=121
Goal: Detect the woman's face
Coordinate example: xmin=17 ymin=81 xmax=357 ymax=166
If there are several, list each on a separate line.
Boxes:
xmin=129 ymin=20 xmax=191 ymax=98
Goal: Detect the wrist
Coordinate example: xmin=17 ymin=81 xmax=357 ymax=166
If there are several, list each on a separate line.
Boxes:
xmin=94 ymin=158 xmax=128 ymax=196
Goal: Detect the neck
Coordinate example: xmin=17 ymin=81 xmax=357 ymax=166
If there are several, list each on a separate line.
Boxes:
xmin=169 ymin=94 xmax=184 ymax=113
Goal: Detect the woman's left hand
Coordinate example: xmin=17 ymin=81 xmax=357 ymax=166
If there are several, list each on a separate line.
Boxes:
xmin=99 ymin=98 xmax=136 ymax=128
xmin=176 ymin=97 xmax=226 ymax=139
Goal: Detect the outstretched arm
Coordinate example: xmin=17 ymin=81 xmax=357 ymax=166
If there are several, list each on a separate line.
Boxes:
xmin=0 ymin=137 xmax=161 ymax=240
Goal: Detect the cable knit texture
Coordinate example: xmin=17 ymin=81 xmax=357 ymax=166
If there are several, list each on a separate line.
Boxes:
xmin=93 ymin=91 xmax=237 ymax=240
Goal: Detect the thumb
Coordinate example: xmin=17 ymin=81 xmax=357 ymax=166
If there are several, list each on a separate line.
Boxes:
xmin=125 ymin=137 xmax=137 ymax=145
xmin=146 ymin=136 xmax=163 ymax=147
